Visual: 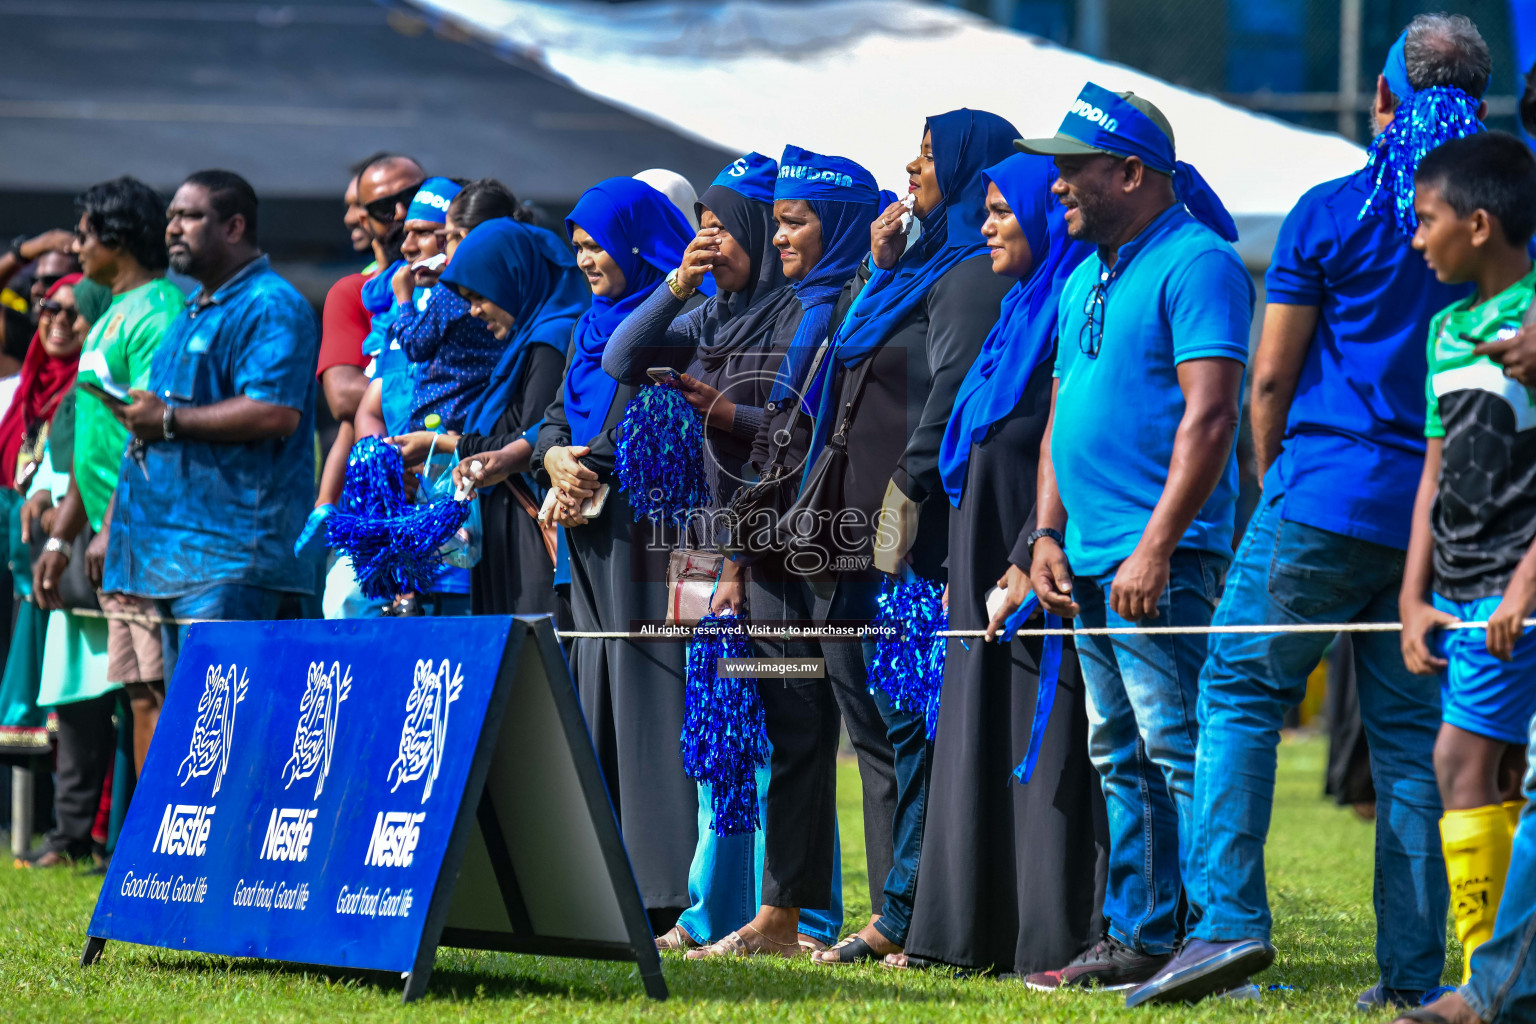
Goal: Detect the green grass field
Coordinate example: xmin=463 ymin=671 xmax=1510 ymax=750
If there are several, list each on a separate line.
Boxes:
xmin=2 ymin=735 xmax=1443 ymax=1022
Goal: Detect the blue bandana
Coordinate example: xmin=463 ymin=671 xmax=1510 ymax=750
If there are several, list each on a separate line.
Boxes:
xmin=768 ymin=145 xmax=881 ymax=404
xmin=440 ymin=218 xmax=590 ymax=435
xmin=406 ymin=176 xmax=462 ymax=225
xmin=937 ymin=154 xmax=1093 ymax=505
xmin=562 ymin=178 xmax=697 ymax=447
xmin=707 ymin=152 xmax=778 ymax=205
xmin=1041 ymin=82 xmax=1238 ymax=243
xmin=1359 ymin=30 xmax=1485 ymax=237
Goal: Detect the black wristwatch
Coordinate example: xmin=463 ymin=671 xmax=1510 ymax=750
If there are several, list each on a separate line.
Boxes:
xmin=7 ymin=234 xmax=28 ymax=261
xmin=1026 ymin=527 xmax=1064 ymax=556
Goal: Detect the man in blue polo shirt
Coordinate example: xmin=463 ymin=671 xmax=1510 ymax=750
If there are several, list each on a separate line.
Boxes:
xmin=1020 ymin=85 xmax=1253 ymax=992
xmin=104 ymin=169 xmax=319 ymax=685
xmin=1127 ymin=13 xmax=1490 ymax=1011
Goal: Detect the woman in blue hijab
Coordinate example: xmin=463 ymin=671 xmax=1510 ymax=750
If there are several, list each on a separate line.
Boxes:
xmin=525 ymin=177 xmax=704 ymax=923
xmin=800 ymin=110 xmax=1019 ymax=968
xmin=434 ymin=215 xmax=587 ymax=618
xmin=603 ymin=148 xmax=879 ymax=959
xmin=901 ymin=153 xmax=1108 ymax=976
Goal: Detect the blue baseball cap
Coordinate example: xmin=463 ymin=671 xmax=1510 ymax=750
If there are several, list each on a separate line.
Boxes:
xmin=774 ymin=145 xmax=880 ymax=205
xmin=405 ymin=176 xmax=462 ymax=225
xmin=1016 ymin=84 xmax=1175 ymax=164
xmin=708 ymin=152 xmax=778 ymax=204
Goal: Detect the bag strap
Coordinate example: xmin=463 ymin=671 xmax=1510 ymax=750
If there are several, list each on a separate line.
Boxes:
xmin=824 ymin=352 xmax=877 ymax=452
xmin=761 ymin=340 xmax=833 ymax=476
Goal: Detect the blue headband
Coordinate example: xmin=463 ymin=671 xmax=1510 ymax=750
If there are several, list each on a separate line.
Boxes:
xmin=774 ymin=145 xmax=880 ymax=205
xmin=406 ymin=176 xmax=461 ymax=225
xmin=1048 ymin=82 xmax=1238 ymax=243
xmin=708 ymin=152 xmax=778 ymax=204
xmin=1383 ymin=30 xmax=1414 ymax=101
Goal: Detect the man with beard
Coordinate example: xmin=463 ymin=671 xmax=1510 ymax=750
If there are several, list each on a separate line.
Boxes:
xmin=102 ymin=170 xmax=318 ymax=686
xmin=1017 ymin=87 xmax=1253 ymax=992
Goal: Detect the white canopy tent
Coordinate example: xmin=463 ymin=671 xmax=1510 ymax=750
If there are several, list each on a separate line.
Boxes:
xmin=393 ymin=0 xmax=1368 ymax=266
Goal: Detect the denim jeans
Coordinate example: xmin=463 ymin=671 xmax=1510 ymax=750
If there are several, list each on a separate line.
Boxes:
xmin=1463 ymin=712 xmax=1536 ymax=1022
xmin=1075 ymin=547 xmax=1227 ymax=955
xmin=1189 ymin=495 xmax=1447 ymax=990
xmin=870 ymin=680 xmax=931 ymax=948
xmin=676 ymin=767 xmax=844 ymax=945
xmin=156 ymin=583 xmax=286 ymax=689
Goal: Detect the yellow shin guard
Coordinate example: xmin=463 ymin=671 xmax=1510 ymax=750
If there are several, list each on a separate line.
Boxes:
xmin=1442 ymin=805 xmax=1515 ymax=984
xmin=1505 ymin=799 xmax=1526 ymax=836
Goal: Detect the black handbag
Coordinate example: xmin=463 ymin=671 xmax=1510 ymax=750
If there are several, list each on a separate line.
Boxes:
xmin=28 ymin=516 xmax=100 ymax=611
xmin=716 ymin=342 xmax=831 ymax=557
xmin=768 ymin=355 xmax=877 ymax=579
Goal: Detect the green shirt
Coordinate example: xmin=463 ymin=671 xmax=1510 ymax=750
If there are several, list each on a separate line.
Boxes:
xmin=1424 ymin=265 xmax=1536 ymax=600
xmin=74 ymin=279 xmax=182 ymax=529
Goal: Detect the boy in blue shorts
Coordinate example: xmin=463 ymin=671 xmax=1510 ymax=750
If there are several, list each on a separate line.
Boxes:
xmin=1400 ymin=130 xmax=1536 ymax=982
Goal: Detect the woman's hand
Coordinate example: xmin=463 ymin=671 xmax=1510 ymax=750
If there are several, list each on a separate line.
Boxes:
xmin=1400 ymin=595 xmax=1456 ymax=674
xmin=677 ymin=228 xmax=721 ymax=292
xmin=985 ymin=563 xmax=1036 ymax=642
xmin=386 ymin=430 xmax=454 ymax=471
xmin=550 ymin=490 xmax=589 ymax=527
xmin=19 ymin=490 xmax=52 ymax=544
xmin=870 ymin=200 xmax=911 ymax=271
xmin=673 ymin=373 xmax=735 ymax=431
xmin=545 ymin=445 xmax=600 ymax=500
xmin=710 ymin=559 xmax=746 ymax=616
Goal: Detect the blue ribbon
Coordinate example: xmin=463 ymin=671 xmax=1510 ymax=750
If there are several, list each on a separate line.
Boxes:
xmin=1002 ymin=592 xmax=1065 ymax=785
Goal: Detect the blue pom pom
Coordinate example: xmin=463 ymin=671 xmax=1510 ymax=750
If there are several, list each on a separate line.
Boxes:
xmin=326 ymin=436 xmax=470 ymax=600
xmin=1359 ymin=85 xmax=1484 ymax=238
xmin=866 ymin=576 xmax=947 ymax=742
xmin=681 ymin=614 xmax=769 ymax=837
xmin=614 ymin=384 xmax=711 ymax=526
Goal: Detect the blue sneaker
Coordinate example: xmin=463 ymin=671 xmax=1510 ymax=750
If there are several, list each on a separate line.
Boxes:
xmin=1124 ymin=938 xmax=1276 ymax=1007
xmin=1355 ymin=983 xmax=1458 ymax=1012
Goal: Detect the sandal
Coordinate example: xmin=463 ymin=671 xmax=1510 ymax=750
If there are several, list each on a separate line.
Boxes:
xmin=798 ymin=934 xmax=829 ymax=954
xmin=685 ymin=923 xmax=804 ymax=960
xmin=655 ymin=925 xmax=699 ymax=952
xmin=811 ymin=934 xmax=884 ymax=965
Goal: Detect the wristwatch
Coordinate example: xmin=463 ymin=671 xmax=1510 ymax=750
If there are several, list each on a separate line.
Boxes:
xmin=8 ymin=234 xmax=28 ymax=261
xmin=1025 ymin=527 xmax=1064 ymax=557
xmin=162 ymin=405 xmax=176 ymax=441
xmin=665 ymin=269 xmax=693 ymax=301
xmin=43 ymin=536 xmax=71 ymax=561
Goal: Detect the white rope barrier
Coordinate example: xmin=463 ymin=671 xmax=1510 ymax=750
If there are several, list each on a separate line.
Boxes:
xmin=557 ymin=617 xmax=1536 ymax=640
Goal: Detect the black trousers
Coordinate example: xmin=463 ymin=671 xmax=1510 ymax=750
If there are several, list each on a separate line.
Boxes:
xmin=44 ymin=691 xmax=120 ymax=856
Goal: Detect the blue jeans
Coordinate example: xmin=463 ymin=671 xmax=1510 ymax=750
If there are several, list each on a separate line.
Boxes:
xmin=870 ymin=682 xmax=930 ymax=948
xmin=156 ymin=583 xmax=286 ymax=689
xmin=676 ymin=767 xmax=844 ymax=945
xmin=1463 ymin=711 xmax=1536 ymax=1021
xmin=1075 ymin=547 xmax=1227 ymax=955
xmin=1190 ymin=495 xmax=1447 ymax=990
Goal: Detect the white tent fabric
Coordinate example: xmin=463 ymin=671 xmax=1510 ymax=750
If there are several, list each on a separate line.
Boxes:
xmin=399 ymin=0 xmax=1367 ymax=263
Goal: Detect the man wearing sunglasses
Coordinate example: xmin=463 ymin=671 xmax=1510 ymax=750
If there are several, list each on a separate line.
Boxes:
xmin=356 ymin=153 xmax=426 ymax=263
xmin=1016 ymin=86 xmax=1253 ymax=994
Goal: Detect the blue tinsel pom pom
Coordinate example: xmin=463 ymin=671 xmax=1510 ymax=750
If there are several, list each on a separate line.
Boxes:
xmin=1359 ymin=85 xmax=1484 ymax=238
xmin=614 ymin=384 xmax=711 ymax=526
xmin=325 ymin=436 xmax=470 ymax=600
xmin=866 ymin=576 xmax=948 ymax=742
xmin=681 ymin=614 xmax=769 ymax=837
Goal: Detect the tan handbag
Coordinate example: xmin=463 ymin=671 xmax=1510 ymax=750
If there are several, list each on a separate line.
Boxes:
xmin=666 ymin=549 xmax=751 ymax=627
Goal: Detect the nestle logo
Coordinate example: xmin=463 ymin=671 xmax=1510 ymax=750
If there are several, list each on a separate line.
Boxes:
xmin=365 ymin=811 xmax=425 ymax=868
xmin=152 ymin=803 xmax=215 ymax=857
xmin=259 ymin=808 xmax=317 ymax=863
xmin=1069 ymin=99 xmax=1118 ymax=133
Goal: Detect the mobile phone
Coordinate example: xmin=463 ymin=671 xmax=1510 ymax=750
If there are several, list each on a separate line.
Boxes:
xmin=646 ymin=366 xmax=681 ymax=384
xmin=79 ymin=379 xmax=130 ymax=407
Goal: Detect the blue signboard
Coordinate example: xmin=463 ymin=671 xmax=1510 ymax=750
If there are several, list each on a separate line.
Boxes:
xmin=85 ymin=616 xmax=665 ymax=1002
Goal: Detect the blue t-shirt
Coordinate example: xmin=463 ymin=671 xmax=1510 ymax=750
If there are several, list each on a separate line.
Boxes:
xmin=1053 ymin=204 xmax=1254 ymax=578
xmin=104 ymin=256 xmax=320 ymax=598
xmin=1263 ymin=170 xmax=1470 ymax=550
